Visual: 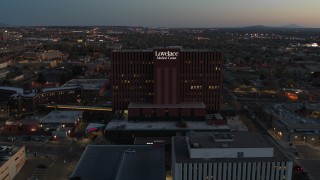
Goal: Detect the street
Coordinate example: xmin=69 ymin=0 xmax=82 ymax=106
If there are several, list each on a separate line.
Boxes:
xmin=223 ymin=86 xmax=320 ymax=180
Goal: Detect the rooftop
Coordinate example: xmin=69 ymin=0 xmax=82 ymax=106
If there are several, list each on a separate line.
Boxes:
xmin=70 ymin=145 xmax=165 ymax=180
xmin=0 ymin=144 xmax=24 ymax=166
xmin=173 ymin=132 xmax=291 ymax=163
xmin=134 ymin=137 xmax=172 ymax=145
xmin=128 ymin=102 xmax=206 ymax=109
xmin=264 ymin=103 xmax=320 ymax=129
xmin=5 ymin=116 xmax=39 ymax=126
xmin=303 ymin=103 xmax=320 ymax=111
xmin=187 ymin=131 xmax=270 ymax=149
xmin=0 ymin=86 xmax=38 ymax=98
xmin=0 ymin=86 xmax=23 ymax=94
xmin=42 ymin=86 xmax=80 ymax=92
xmin=106 ymin=120 xmax=230 ymax=131
xmin=63 ymin=79 xmax=108 ymax=90
xmin=40 ymin=110 xmax=83 ymax=124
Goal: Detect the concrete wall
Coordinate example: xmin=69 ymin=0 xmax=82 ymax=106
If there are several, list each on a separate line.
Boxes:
xmin=173 ymin=161 xmax=293 ymax=180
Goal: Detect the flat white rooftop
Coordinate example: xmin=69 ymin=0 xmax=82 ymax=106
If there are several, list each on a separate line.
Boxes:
xmin=173 ymin=132 xmax=292 ymax=163
xmin=40 ymin=110 xmax=83 ymax=124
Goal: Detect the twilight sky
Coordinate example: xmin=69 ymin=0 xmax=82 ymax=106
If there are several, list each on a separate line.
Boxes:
xmin=1 ymin=0 xmax=320 ymax=27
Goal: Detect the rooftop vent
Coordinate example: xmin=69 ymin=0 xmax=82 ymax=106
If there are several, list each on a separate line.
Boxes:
xmin=221 ymin=144 xmax=229 ymax=148
xmin=300 ymin=119 xmax=307 ymax=124
xmin=192 ymin=143 xmax=200 ymax=148
xmin=125 ymin=149 xmax=136 ymax=153
xmin=212 ymin=133 xmax=234 ymax=142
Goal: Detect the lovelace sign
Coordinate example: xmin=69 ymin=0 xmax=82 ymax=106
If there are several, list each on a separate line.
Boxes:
xmin=154 ymin=49 xmax=180 ymax=60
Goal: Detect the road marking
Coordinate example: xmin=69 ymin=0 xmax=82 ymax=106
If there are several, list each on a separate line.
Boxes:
xmin=49 ymin=155 xmax=57 ymax=167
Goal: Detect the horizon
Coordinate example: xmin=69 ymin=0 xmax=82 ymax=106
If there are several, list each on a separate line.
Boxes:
xmin=1 ymin=0 xmax=320 ymax=28
xmin=1 ymin=23 xmax=319 ymax=29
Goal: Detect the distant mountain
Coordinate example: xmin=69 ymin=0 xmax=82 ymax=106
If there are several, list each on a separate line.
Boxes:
xmin=0 ymin=23 xmax=9 ymax=27
xmin=240 ymin=25 xmax=275 ymax=29
xmin=239 ymin=24 xmax=306 ymax=29
xmin=280 ymin=24 xmax=304 ymax=28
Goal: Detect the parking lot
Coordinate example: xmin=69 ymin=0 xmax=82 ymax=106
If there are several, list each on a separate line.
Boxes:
xmin=0 ymin=134 xmax=85 ymax=180
xmin=14 ymin=140 xmax=84 ymax=180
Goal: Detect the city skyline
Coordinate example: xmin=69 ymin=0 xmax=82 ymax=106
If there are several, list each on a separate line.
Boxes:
xmin=1 ymin=0 xmax=320 ymax=28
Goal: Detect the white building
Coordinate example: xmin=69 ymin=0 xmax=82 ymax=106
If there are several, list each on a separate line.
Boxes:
xmin=0 ymin=145 xmax=26 ymax=180
xmin=172 ymin=132 xmax=293 ymax=180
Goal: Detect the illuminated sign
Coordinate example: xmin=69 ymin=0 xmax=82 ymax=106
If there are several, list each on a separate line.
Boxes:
xmin=154 ymin=49 xmax=179 ymax=60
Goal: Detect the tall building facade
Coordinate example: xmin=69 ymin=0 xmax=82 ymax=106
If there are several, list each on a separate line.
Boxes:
xmin=111 ymin=48 xmax=222 ymax=119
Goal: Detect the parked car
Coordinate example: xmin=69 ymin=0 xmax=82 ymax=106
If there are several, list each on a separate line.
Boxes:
xmin=22 ymin=136 xmax=32 ymax=141
xmin=7 ymin=136 xmax=17 ymax=142
xmin=294 ymin=165 xmax=304 ymax=173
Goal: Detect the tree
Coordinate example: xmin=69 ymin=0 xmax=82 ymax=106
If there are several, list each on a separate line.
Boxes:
xmin=2 ymin=78 xmax=11 ymax=86
xmin=59 ymin=73 xmax=71 ymax=85
xmin=36 ymin=72 xmax=47 ymax=84
xmin=312 ymin=78 xmax=320 ymax=87
xmin=311 ymin=71 xmax=320 ymax=78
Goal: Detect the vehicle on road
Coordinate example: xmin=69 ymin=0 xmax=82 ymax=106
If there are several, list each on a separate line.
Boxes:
xmin=294 ymin=165 xmax=304 ymax=173
xmin=7 ymin=136 xmax=17 ymax=142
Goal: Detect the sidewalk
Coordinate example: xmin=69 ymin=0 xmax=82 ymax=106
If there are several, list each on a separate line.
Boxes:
xmin=306 ymin=142 xmax=320 ymax=151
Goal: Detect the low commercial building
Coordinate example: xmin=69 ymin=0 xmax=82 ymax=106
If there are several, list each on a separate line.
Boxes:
xmin=62 ymin=79 xmax=110 ymax=105
xmin=258 ymin=103 xmax=320 ymax=146
xmin=1 ymin=117 xmax=39 ymax=135
xmin=0 ymin=145 xmax=26 ymax=180
xmin=172 ymin=132 xmax=293 ymax=180
xmin=39 ymin=110 xmax=83 ymax=137
xmin=0 ymin=86 xmax=82 ymax=115
xmin=105 ymin=120 xmax=230 ymax=144
xmin=70 ymin=145 xmax=165 ymax=180
xmin=0 ymin=79 xmax=109 ymax=116
xmin=23 ymin=50 xmax=63 ymax=60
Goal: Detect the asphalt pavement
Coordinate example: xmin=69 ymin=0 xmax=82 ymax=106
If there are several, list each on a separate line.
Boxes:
xmin=9 ymin=138 xmax=86 ymax=180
